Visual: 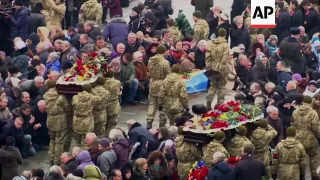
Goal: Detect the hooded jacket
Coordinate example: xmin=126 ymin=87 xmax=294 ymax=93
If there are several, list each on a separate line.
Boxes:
xmin=83 ymin=165 xmax=102 ymax=180
xmin=251 ymin=56 xmax=270 ymax=86
xmin=77 ymin=151 xmax=95 ymax=170
xmin=113 ymin=138 xmax=130 ymax=169
xmin=45 ymin=0 xmax=66 ymax=30
xmin=10 ymin=7 xmax=30 ymax=41
xmin=202 ymin=140 xmax=230 ymax=166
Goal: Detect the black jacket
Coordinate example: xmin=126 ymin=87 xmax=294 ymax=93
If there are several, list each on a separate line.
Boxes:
xmin=230 ymin=24 xmax=250 ymax=52
xmin=304 ymin=7 xmax=320 ymax=38
xmin=206 ymin=11 xmax=219 ymax=36
xmin=274 ymin=9 xmax=291 ymax=43
xmin=290 ymin=8 xmax=303 ymax=27
xmin=65 ymin=158 xmax=78 ymax=174
xmin=69 ymin=32 xmax=81 ymax=50
xmin=304 ymin=51 xmax=318 ymax=70
xmin=128 ymin=15 xmax=140 ymax=33
xmin=194 ymin=48 xmax=206 ymax=69
xmin=28 ymin=12 xmax=46 ymax=35
xmin=234 ymin=155 xmax=267 ymax=180
xmin=206 ymin=161 xmax=235 ymax=180
xmin=214 ymin=22 xmax=230 ymax=41
xmin=0 ymin=61 xmax=8 ymax=81
xmin=2 ymin=121 xmax=24 ymax=146
xmin=87 ymin=27 xmax=102 ymax=41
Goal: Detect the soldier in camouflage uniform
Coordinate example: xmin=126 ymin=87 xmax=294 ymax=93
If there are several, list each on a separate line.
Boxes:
xmin=250 ymin=120 xmax=277 ymax=178
xmin=166 ymin=18 xmax=183 ymax=43
xmin=92 ymin=76 xmax=110 ymax=138
xmin=292 ymin=96 xmax=320 ymax=179
xmin=192 ymin=11 xmax=210 ymax=43
xmin=205 ymin=28 xmax=229 ymax=110
xmin=103 ymin=70 xmax=121 ymax=136
xmin=202 ymin=131 xmax=230 ymax=166
xmin=146 ymin=45 xmax=171 ymax=129
xmin=79 ymin=0 xmax=103 ymax=27
xmin=158 ymin=65 xmax=189 ymax=126
xmin=175 ymin=127 xmax=201 ymax=179
xmin=43 ymin=0 xmax=66 ymax=30
xmin=225 ymin=125 xmax=254 ymax=157
xmin=271 ymin=127 xmax=307 ymax=180
xmin=64 ymin=98 xmax=73 ymax=152
xmin=72 ymin=84 xmax=99 ymax=147
xmin=43 ymin=80 xmax=70 ymax=165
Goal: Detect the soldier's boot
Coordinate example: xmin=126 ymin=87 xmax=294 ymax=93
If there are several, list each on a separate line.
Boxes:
xmin=146 ymin=120 xmax=153 ymax=130
xmin=206 ymin=101 xmax=212 ymax=111
xmin=159 ymin=113 xmax=167 ymax=128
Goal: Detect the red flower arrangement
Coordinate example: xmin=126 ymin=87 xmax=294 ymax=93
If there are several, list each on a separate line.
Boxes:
xmin=186 ymin=161 xmax=209 ymax=180
xmin=227 ymin=156 xmax=242 ymax=168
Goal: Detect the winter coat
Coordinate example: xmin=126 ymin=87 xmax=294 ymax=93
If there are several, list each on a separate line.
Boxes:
xmin=128 ymin=122 xmax=155 ymax=143
xmin=192 ymin=0 xmax=213 ymax=19
xmin=304 ymin=51 xmax=318 ymax=70
xmin=70 ymin=32 xmax=81 ymax=50
xmin=279 ymin=36 xmax=306 ymax=74
xmin=9 ymin=7 xmax=30 ymax=41
xmin=124 ymin=42 xmax=140 ymax=54
xmin=128 ymin=15 xmax=140 ymax=33
xmin=28 ymin=12 xmax=46 ymax=35
xmin=206 ymin=161 xmax=235 ymax=180
xmin=87 ymin=27 xmax=102 ymax=41
xmin=45 ymin=0 xmax=66 ymax=30
xmin=113 ymin=138 xmax=130 ymax=169
xmin=147 ymin=151 xmax=170 ymax=180
xmin=230 ymin=25 xmax=250 ymax=51
xmin=106 ymin=0 xmax=123 ymax=18
xmin=83 ymin=165 xmax=102 ymax=180
xmin=234 ymin=155 xmax=267 ymax=180
xmin=230 ymin=0 xmax=246 ymax=20
xmin=266 ymin=116 xmax=284 ymax=149
xmin=102 ymin=18 xmax=128 ymax=49
xmin=45 ymin=59 xmax=61 ymax=73
xmin=0 ymin=60 xmax=8 ymax=81
xmin=38 ymin=50 xmax=49 ymax=65
xmin=119 ymin=56 xmax=135 ymax=84
xmin=180 ymin=56 xmax=195 ymax=73
xmin=213 ymin=22 xmax=230 ymax=41
xmin=277 ymin=68 xmax=292 ymax=90
xmin=251 ymin=56 xmax=269 ymax=86
xmin=304 ymin=7 xmax=320 ymax=38
xmin=206 ymin=11 xmax=219 ymax=36
xmin=79 ymin=0 xmax=103 ymax=27
xmin=12 ymin=48 xmax=29 ymax=79
xmin=77 ymin=151 xmax=95 ymax=170
xmin=98 ymin=148 xmax=117 ymax=177
xmin=278 ymin=103 xmax=294 ymax=131
xmin=268 ymin=52 xmax=282 ymax=84
xmin=19 ymin=80 xmax=43 ymax=100
xmin=0 ymin=146 xmax=23 ymax=180
xmin=133 ymin=61 xmax=148 ymax=81
xmin=290 ymin=8 xmax=303 ymax=27
xmin=225 ymin=134 xmax=254 ymax=157
xmin=2 ymin=121 xmax=24 ymax=149
xmin=194 ymin=48 xmax=206 ymax=69
xmin=274 ymin=9 xmax=291 ymax=43
xmin=132 ymin=170 xmax=150 ymax=180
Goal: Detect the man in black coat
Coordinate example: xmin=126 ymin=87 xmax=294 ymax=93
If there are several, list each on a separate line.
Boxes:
xmin=289 ymin=0 xmax=304 ymax=27
xmin=67 ymin=27 xmax=81 ymax=50
xmin=301 ymin=0 xmax=320 ymax=38
xmin=31 ymin=100 xmax=49 ymax=149
xmin=279 ymin=27 xmax=307 ymax=74
xmin=2 ymin=117 xmax=24 ymax=152
xmin=235 ymin=145 xmax=267 ymax=180
xmin=205 ymin=6 xmax=220 ymax=37
xmin=274 ymin=2 xmax=291 ymax=43
xmin=61 ymin=152 xmax=77 ymax=174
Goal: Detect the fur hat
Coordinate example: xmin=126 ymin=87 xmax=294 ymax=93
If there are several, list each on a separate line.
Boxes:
xmin=303 ymin=95 xmax=312 ymax=104
xmin=82 ymin=84 xmax=92 ymax=93
xmin=257 ymin=119 xmax=268 ymax=128
xmin=177 ymin=126 xmax=184 ymax=135
xmin=156 ymin=45 xmax=167 ymax=54
xmin=96 ymin=76 xmax=105 ymax=85
xmin=192 ymin=10 xmax=202 ymax=18
xmin=46 ymin=80 xmax=56 ymax=89
xmin=286 ymin=126 xmax=296 ymax=137
xmin=290 ymin=27 xmax=300 ymax=35
xmin=252 ymin=42 xmax=264 ymax=54
xmin=132 ymin=6 xmax=141 ymax=14
xmin=236 ymin=125 xmax=247 ymax=136
xmin=218 ymin=28 xmax=227 ymax=37
xmin=213 ymin=131 xmax=225 ymax=141
xmin=171 ymin=64 xmax=180 ymax=73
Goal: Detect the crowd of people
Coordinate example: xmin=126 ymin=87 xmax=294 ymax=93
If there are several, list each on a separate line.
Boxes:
xmin=1 ymin=0 xmax=320 ymax=179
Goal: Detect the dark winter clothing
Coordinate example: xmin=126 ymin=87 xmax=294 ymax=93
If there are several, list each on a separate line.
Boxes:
xmin=230 ymin=0 xmax=246 ymax=21
xmin=278 ymin=102 xmax=294 ymax=131
xmin=128 ymin=15 xmax=141 ymax=33
xmin=266 ymin=116 xmax=284 ymax=149
xmin=192 ymin=0 xmax=213 ymax=19
xmin=304 ymin=7 xmax=320 ymax=38
xmin=234 ymin=154 xmax=267 ymax=180
xmin=147 ymin=151 xmax=170 ymax=180
xmin=113 ymin=138 xmax=130 ymax=169
xmin=279 ymin=36 xmax=307 ymax=74
xmin=230 ymin=25 xmax=250 ymax=52
xmin=12 ymin=47 xmax=29 ymax=79
xmin=274 ymin=9 xmax=291 ymax=43
xmin=124 ymin=41 xmax=140 ymax=54
xmin=102 ymin=18 xmax=128 ymax=49
xmin=31 ymin=105 xmax=49 ymax=146
xmin=98 ymin=148 xmax=117 ymax=177
xmin=87 ymin=27 xmax=102 ymax=41
xmin=0 ymin=60 xmax=8 ymax=81
xmin=205 ymin=11 xmax=219 ymax=37
xmin=304 ymin=51 xmax=318 ymax=70
xmin=251 ymin=56 xmax=269 ymax=86
xmin=28 ymin=12 xmax=46 ymax=35
xmin=38 ymin=50 xmax=49 ymax=65
xmin=268 ymin=52 xmax=282 ymax=84
xmin=65 ymin=158 xmax=78 ymax=174
xmin=0 ymin=145 xmax=23 ymax=180
xmin=132 ymin=169 xmax=150 ymax=180
xmin=194 ymin=48 xmax=206 ymax=69
xmin=2 ymin=121 xmax=25 ymax=150
xmin=290 ymin=8 xmax=303 ymax=27
xmin=9 ymin=6 xmax=30 ymax=41
xmin=277 ymin=68 xmax=292 ymax=90
xmin=69 ymin=32 xmax=81 ymax=50
xmin=106 ymin=0 xmax=123 ymax=18
xmin=214 ymin=21 xmax=230 ymax=41
xmin=206 ymin=161 xmax=235 ymax=180
xmin=88 ymin=141 xmax=100 ymax=165
xmin=120 ymin=56 xmax=135 ymax=85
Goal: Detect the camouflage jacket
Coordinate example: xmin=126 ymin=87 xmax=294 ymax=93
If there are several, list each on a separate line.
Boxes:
xmin=79 ymin=0 xmax=103 ymax=27
xmin=202 ymin=140 xmax=229 ymax=165
xmin=168 ymin=26 xmax=183 ymax=43
xmin=250 ymin=125 xmax=277 ymax=154
xmin=92 ymin=86 xmax=110 ymax=114
xmin=225 ymin=134 xmax=254 ymax=157
xmin=104 ymin=77 xmax=121 ymax=116
xmin=292 ymin=104 xmax=320 ymax=149
xmin=45 ymin=0 xmax=66 ymax=30
xmin=158 ymin=73 xmax=189 ymax=113
xmin=206 ymin=37 xmax=229 ymax=76
xmin=253 ymin=91 xmax=267 ymax=109
xmin=72 ymin=91 xmax=99 ymax=134
xmin=270 ymin=137 xmax=307 ymax=179
xmin=44 ymin=88 xmax=69 ymax=131
xmin=193 ymin=19 xmax=210 ymax=42
xmin=147 ymin=54 xmax=171 ymax=96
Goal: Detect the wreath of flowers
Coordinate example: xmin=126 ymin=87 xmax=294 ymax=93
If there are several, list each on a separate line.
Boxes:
xmin=186 ymin=161 xmax=209 ymax=180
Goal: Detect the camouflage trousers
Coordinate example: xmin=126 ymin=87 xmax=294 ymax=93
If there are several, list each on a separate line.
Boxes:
xmin=254 ymin=151 xmax=271 ymax=178
xmin=165 ymin=111 xmax=182 ymax=126
xmin=146 ymin=95 xmax=159 ymax=125
xmin=178 ymin=162 xmax=193 ymax=179
xmin=64 ymin=113 xmax=73 ymax=152
xmin=206 ymin=76 xmax=227 ymax=105
xmin=105 ymin=114 xmax=118 ymax=137
xmin=94 ymin=112 xmax=107 ymax=138
xmin=74 ymin=133 xmax=86 ymax=148
xmin=49 ymin=130 xmax=67 ymax=165
xmin=306 ymin=147 xmax=319 ymax=177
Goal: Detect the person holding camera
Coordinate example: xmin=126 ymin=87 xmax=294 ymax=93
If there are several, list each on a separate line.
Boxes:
xmin=7 ymin=0 xmax=30 ymax=41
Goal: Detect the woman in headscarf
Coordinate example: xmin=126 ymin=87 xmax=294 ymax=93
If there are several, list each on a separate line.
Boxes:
xmin=37 ymin=27 xmax=53 ymax=50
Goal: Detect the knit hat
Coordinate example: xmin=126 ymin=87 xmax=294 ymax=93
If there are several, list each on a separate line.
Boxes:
xmin=236 ymin=125 xmax=247 ymax=136
xmin=270 ymin=94 xmax=281 ymax=102
xmin=268 ymin=35 xmax=278 ymax=42
xmin=13 ymin=0 xmax=23 ymax=6
xmin=15 ymin=40 xmax=26 ymax=50
xmin=132 ymin=6 xmax=141 ymax=14
xmin=193 ymin=10 xmax=202 ymax=18
xmin=182 ymin=41 xmax=191 ymax=47
xmin=282 ymin=97 xmax=293 ymax=105
xmin=233 ymin=16 xmax=243 ymax=24
xmin=257 ymin=119 xmax=268 ymax=128
xmin=177 ymin=126 xmax=184 ymax=135
xmin=156 ymin=45 xmax=166 ymax=54
xmin=48 ymin=52 xmax=60 ymax=61
xmin=171 ymin=64 xmax=180 ymax=73
xmin=96 ymin=76 xmax=105 ymax=85
xmin=290 ymin=27 xmax=300 ymax=35
xmin=292 ymin=73 xmax=302 ymax=82
xmin=309 ymin=80 xmax=317 ymax=86
xmin=286 ymin=126 xmax=296 ymax=137
xmin=82 ymin=84 xmax=92 ymax=93
xmin=98 ymin=138 xmax=111 ymax=148
xmin=213 ymin=131 xmax=225 ymax=141
xmin=303 ymin=95 xmax=312 ymax=104
xmin=218 ymin=28 xmax=227 ymax=37
xmin=144 ymin=11 xmax=155 ymax=20
xmin=46 ymin=80 xmax=56 ymax=89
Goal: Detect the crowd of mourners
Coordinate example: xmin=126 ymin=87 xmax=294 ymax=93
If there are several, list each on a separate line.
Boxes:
xmin=2 ymin=0 xmax=320 ymax=179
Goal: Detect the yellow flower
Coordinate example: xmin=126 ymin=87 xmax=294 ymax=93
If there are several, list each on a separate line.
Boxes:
xmin=202 ymin=117 xmax=210 ymax=122
xmin=220 ymin=114 xmax=228 ymax=120
xmin=77 ymin=75 xmax=84 ymax=81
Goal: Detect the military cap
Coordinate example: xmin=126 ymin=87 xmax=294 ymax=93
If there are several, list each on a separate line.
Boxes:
xmin=156 ymin=45 xmax=167 ymax=54
xmin=177 ymin=126 xmax=184 ymax=135
xmin=82 ymin=84 xmax=92 ymax=93
xmin=218 ymin=28 xmax=227 ymax=37
xmin=257 ymin=119 xmax=268 ymax=128
xmin=96 ymin=76 xmax=105 ymax=86
xmin=303 ymin=95 xmax=312 ymax=104
xmin=171 ymin=64 xmax=180 ymax=73
xmin=46 ymin=80 xmax=56 ymax=90
xmin=286 ymin=126 xmax=296 ymax=137
xmin=213 ymin=131 xmax=225 ymax=141
xmin=236 ymin=125 xmax=247 ymax=136
xmin=193 ymin=10 xmax=202 ymax=18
